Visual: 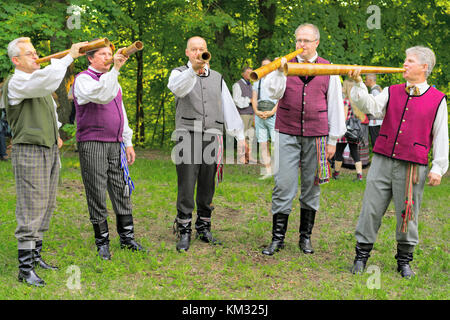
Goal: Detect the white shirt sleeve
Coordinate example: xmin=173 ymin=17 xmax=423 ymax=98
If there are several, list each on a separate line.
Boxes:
xmin=262 ymin=70 xmax=287 ymax=100
xmin=327 ymin=75 xmax=346 ymax=145
xmin=350 ymin=81 xmax=389 ymax=119
xmin=232 ymin=82 xmax=251 ymax=109
xmin=7 ymin=54 xmax=74 ymax=105
xmin=167 ymin=67 xmax=197 ymax=98
xmin=430 ymin=97 xmax=449 ymax=176
xmin=222 ymin=80 xmax=244 ymax=140
xmin=121 ymin=99 xmax=133 ymax=147
xmin=74 ymin=68 xmax=120 ymax=105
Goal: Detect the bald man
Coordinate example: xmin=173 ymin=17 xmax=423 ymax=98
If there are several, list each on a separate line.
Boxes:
xmin=168 ymin=36 xmax=244 ymax=252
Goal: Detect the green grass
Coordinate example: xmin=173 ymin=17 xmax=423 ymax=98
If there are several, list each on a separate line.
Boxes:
xmin=0 ymin=149 xmax=448 ymax=300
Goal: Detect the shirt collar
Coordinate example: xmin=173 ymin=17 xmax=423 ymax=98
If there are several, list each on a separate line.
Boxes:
xmin=406 ymin=81 xmax=429 ymax=94
xmin=296 ymin=53 xmax=318 ymax=63
xmin=88 ymin=66 xmax=103 ymax=74
xmin=187 ymin=61 xmax=210 ymax=76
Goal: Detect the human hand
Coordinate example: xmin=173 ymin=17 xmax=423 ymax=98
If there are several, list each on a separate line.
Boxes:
xmin=69 ymin=41 xmax=89 ymax=59
xmin=57 ymin=137 xmax=63 ymax=149
xmin=326 ymin=144 xmax=336 ymax=160
xmin=126 ymin=146 xmax=136 ymax=165
xmin=348 ymin=68 xmax=363 ymax=83
xmin=427 ymin=172 xmax=441 ymax=186
xmin=113 ymin=48 xmax=129 ymax=71
xmin=278 ymin=57 xmax=287 ymax=72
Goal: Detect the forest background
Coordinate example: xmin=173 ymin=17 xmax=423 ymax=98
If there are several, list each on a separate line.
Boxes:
xmin=1 ymin=0 xmax=448 ymax=149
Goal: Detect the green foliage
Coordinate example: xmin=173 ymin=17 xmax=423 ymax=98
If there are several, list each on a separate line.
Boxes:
xmin=0 ymin=0 xmax=448 ymax=148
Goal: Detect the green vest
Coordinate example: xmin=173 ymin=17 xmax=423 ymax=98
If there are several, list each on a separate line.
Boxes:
xmin=2 ymin=75 xmax=58 ymax=148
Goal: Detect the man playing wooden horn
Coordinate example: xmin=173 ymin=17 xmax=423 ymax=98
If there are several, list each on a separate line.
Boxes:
xmin=168 ymin=36 xmax=245 ymax=252
xmin=261 ymin=23 xmax=346 ymax=256
xmin=72 ymin=43 xmax=145 ymax=260
xmin=1 ymin=37 xmax=86 ymax=287
xmin=348 ymin=46 xmax=448 ymax=278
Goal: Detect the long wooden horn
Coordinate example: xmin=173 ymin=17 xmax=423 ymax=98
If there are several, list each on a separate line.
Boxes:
xmin=283 ymin=63 xmax=405 ymax=77
xmin=104 ymin=41 xmax=144 ymax=65
xmin=249 ymin=48 xmax=304 ymax=81
xmin=35 ymin=38 xmax=111 ymax=64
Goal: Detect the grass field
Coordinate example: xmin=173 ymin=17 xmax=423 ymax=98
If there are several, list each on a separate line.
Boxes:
xmin=0 ymin=148 xmax=448 ymax=300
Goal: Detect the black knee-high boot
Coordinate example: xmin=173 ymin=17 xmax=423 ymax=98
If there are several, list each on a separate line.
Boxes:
xmin=33 ymin=240 xmax=58 ymax=270
xmin=116 ymin=215 xmax=144 ymax=251
xmin=92 ymin=220 xmax=111 ymax=260
xmin=351 ymin=242 xmax=374 ymax=274
xmin=299 ymin=208 xmax=316 ymax=254
xmin=262 ymin=213 xmax=289 ymax=256
xmin=18 ymin=249 xmax=45 ymax=287
xmin=395 ymin=244 xmax=415 ymax=278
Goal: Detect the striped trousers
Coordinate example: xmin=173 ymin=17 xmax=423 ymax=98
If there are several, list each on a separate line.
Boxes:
xmin=12 ymin=144 xmax=59 ymax=250
xmin=78 ymin=141 xmax=132 ymax=224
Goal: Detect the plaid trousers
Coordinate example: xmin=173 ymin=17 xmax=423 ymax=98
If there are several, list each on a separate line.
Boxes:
xmin=12 ymin=144 xmax=59 ymax=250
xmin=77 ymin=141 xmax=132 ymax=224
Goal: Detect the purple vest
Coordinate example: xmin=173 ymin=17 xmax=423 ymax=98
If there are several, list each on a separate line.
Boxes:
xmin=373 ymin=84 xmax=445 ymax=165
xmin=236 ymin=79 xmax=254 ymax=115
xmin=276 ymin=56 xmax=330 ymax=136
xmin=73 ymin=69 xmax=124 ymax=143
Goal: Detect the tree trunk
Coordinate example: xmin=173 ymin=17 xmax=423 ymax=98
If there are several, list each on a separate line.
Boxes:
xmin=256 ymin=0 xmax=277 ymax=63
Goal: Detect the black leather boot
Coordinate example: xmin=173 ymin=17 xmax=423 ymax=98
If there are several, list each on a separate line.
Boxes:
xmin=262 ymin=213 xmax=289 ymax=256
xmin=174 ymin=214 xmax=192 ymax=252
xmin=351 ymin=242 xmax=374 ymax=274
xmin=395 ymin=245 xmax=415 ymax=278
xmin=33 ymin=240 xmax=58 ymax=270
xmin=18 ymin=249 xmax=45 ymax=287
xmin=195 ymin=216 xmax=221 ymax=245
xmin=299 ymin=208 xmax=316 ymax=254
xmin=92 ymin=220 xmax=111 ymax=260
xmin=116 ymin=215 xmax=144 ymax=251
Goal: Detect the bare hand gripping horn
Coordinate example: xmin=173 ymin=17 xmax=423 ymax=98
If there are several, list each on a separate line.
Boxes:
xmin=104 ymin=41 xmax=144 ymax=65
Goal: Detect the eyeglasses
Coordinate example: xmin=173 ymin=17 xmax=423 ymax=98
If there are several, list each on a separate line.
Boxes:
xmin=296 ymin=38 xmax=317 ymax=44
xmin=15 ymin=51 xmax=38 ymax=58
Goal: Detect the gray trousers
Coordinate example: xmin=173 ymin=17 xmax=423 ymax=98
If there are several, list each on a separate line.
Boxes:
xmin=12 ymin=144 xmax=59 ymax=250
xmin=355 ymin=154 xmax=428 ymax=250
xmin=271 ymin=133 xmax=320 ymax=215
xmin=78 ymin=141 xmax=132 ymax=224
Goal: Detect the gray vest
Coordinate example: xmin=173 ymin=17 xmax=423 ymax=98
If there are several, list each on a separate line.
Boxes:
xmin=174 ymin=66 xmax=224 ymax=134
xmin=236 ymin=79 xmax=254 ymax=115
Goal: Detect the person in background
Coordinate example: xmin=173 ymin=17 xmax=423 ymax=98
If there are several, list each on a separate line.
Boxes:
xmin=251 ymin=58 xmax=278 ymax=179
xmin=333 ymin=79 xmax=364 ymax=181
xmin=233 ymin=66 xmax=256 ymax=163
xmin=364 ymin=74 xmax=383 ymax=148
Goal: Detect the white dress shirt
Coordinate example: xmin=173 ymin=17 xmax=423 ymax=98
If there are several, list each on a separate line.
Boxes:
xmin=232 ymin=79 xmax=252 ymax=109
xmin=351 ymin=81 xmax=448 ymax=176
xmin=262 ymin=53 xmax=346 ymax=145
xmin=74 ymin=66 xmax=133 ymax=147
xmin=368 ymin=85 xmax=383 ymax=126
xmin=167 ymin=62 xmax=244 ymax=140
xmin=3 ymin=54 xmax=76 ymax=128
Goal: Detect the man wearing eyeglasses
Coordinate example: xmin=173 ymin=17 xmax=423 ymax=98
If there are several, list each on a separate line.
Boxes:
xmin=261 ymin=23 xmax=346 ymax=256
xmin=1 ymin=37 xmax=86 ymax=287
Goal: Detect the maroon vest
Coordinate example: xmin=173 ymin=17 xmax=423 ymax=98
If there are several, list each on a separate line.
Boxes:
xmin=276 ymin=56 xmax=330 ymax=136
xmin=73 ymin=69 xmax=124 ymax=143
xmin=373 ymin=84 xmax=446 ymax=165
